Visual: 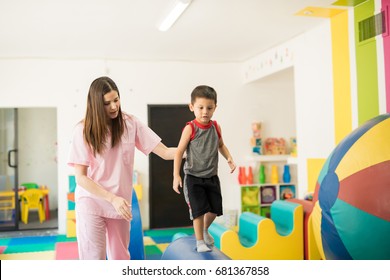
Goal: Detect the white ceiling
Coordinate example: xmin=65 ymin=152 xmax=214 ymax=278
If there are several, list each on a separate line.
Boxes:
xmin=0 ymin=0 xmax=339 ymax=63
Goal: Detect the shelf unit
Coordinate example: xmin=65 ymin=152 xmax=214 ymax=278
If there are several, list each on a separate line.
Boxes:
xmin=0 ymin=191 xmax=16 ymax=223
xmin=240 ymin=155 xmax=298 ymax=217
xmin=245 ymin=154 xmax=297 ymax=164
xmin=240 ymin=183 xmax=296 ymax=217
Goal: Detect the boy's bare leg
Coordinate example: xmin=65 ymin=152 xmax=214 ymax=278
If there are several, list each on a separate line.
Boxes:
xmin=204 ymin=212 xmax=217 ymax=228
xmin=193 ymin=215 xmax=211 ymax=252
xmin=193 ymin=215 xmax=204 ymax=241
xmin=203 ymin=212 xmax=216 ymax=246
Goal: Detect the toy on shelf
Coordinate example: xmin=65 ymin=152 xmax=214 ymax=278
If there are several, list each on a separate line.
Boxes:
xmin=280 ymin=185 xmax=296 ymax=200
xmin=260 ymin=186 xmax=276 ymax=204
xmin=304 ymin=192 xmax=313 ymax=201
xmin=282 ymin=165 xmax=291 ymax=183
xmin=290 ymin=137 xmax=297 ymax=157
xmin=238 ymin=167 xmax=247 ymax=184
xmin=238 ymin=166 xmax=254 ymax=184
xmin=270 ymin=165 xmax=279 ymax=184
xmin=264 ymin=138 xmax=286 ymax=155
xmin=247 ymin=166 xmax=253 ymax=184
xmin=250 ymin=121 xmax=263 ymax=155
xmin=241 ymin=187 xmax=259 ymax=206
xmin=258 ymin=165 xmax=266 ymax=184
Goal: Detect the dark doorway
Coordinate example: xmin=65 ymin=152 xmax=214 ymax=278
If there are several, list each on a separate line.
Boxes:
xmin=148 ymin=105 xmax=194 ymax=229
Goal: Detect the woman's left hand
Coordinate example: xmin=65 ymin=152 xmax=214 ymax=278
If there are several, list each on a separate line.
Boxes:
xmin=111 ymin=195 xmax=133 ymax=221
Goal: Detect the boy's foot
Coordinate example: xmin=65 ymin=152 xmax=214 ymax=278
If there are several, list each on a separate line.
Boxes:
xmin=196 ymin=240 xmax=212 ymax=252
xmin=203 ymin=230 xmax=214 ymax=247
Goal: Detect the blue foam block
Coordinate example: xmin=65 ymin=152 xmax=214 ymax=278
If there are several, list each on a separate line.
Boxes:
xmin=129 ymin=188 xmax=145 ymax=260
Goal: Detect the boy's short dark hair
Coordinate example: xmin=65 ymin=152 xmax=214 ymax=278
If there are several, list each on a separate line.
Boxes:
xmin=191 ymin=85 xmax=217 ymax=104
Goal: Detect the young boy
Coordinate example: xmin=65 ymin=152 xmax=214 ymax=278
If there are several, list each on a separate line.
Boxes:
xmin=173 ymin=85 xmax=236 ymax=252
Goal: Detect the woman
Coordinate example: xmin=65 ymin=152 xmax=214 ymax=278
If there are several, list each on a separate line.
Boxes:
xmin=68 ymin=76 xmax=175 ymax=259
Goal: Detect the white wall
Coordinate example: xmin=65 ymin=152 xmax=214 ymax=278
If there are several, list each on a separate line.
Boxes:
xmin=0 ymin=59 xmax=250 ymax=233
xmin=293 ymin=23 xmax=335 ymax=191
xmin=241 ymin=21 xmax=336 ymax=196
xmin=243 ymin=67 xmax=296 ymax=141
xmin=0 ymin=21 xmax=339 ymax=233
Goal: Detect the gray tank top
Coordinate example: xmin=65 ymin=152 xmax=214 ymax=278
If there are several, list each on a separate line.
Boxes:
xmin=183 ymin=120 xmax=220 ymax=178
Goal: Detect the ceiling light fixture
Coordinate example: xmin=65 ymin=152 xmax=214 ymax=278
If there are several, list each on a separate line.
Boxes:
xmin=303 ymin=10 xmax=314 ymax=15
xmin=157 ymin=0 xmax=192 ymax=32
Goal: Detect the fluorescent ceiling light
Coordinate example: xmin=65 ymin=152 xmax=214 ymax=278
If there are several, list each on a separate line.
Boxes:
xmin=157 ymin=0 xmax=192 ymax=32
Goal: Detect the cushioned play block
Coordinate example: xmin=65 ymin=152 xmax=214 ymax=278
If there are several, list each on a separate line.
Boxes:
xmin=67 ymin=192 xmax=75 ymax=210
xmin=210 ymin=200 xmax=303 ymax=260
xmin=68 ymin=201 xmax=75 ymax=211
xmin=133 ymin=184 xmax=142 ymax=201
xmin=68 ymin=175 xmax=76 ymax=193
xmin=287 ymin=198 xmax=321 ymax=260
xmin=161 ymin=235 xmax=230 ymax=260
xmin=66 ymin=210 xmax=76 ymax=238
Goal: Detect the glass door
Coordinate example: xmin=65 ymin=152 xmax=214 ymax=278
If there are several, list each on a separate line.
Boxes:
xmin=0 ymin=108 xmax=19 ymax=231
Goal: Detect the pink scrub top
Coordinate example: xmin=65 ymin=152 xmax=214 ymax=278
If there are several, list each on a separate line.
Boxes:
xmin=68 ymin=113 xmax=161 ymax=219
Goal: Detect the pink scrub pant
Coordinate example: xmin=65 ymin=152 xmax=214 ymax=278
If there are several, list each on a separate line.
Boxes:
xmin=76 ymin=211 xmax=131 ymax=260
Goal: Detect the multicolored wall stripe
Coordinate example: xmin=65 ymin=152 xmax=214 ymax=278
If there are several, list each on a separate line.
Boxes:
xmin=354 ymin=0 xmax=380 ymax=125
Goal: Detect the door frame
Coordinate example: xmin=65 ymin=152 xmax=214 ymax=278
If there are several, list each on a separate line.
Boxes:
xmin=0 ymin=108 xmax=19 ymax=231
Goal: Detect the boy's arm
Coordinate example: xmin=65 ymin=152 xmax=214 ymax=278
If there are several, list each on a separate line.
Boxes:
xmin=217 ymin=124 xmax=236 ymax=173
xmin=173 ymin=125 xmax=192 ymax=194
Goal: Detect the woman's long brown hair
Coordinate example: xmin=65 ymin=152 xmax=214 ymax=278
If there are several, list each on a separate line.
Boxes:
xmin=83 ymin=76 xmax=125 ymax=155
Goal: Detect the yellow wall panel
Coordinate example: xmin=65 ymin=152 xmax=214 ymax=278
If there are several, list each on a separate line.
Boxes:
xmin=307 ymin=158 xmax=326 ymax=192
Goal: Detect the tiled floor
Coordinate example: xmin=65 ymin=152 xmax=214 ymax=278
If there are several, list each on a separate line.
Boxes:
xmin=0 ymin=227 xmax=194 ymax=260
xmin=143 ymin=227 xmax=194 ymax=260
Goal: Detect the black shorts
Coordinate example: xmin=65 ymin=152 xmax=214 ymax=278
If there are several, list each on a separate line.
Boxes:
xmin=183 ymin=174 xmax=223 ymax=220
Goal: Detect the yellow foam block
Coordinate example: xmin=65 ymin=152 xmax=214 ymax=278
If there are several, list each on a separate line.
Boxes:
xmin=67 ymin=219 xmax=76 ymax=238
xmin=66 ymin=210 xmax=76 ymax=238
xmin=66 ymin=210 xmax=76 ymax=219
xmin=216 ymin=205 xmax=303 ymax=260
xmin=133 ymin=184 xmax=142 ymax=201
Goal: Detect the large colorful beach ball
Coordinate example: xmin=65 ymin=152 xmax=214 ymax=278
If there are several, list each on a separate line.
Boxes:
xmin=311 ymin=114 xmax=390 ymax=260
